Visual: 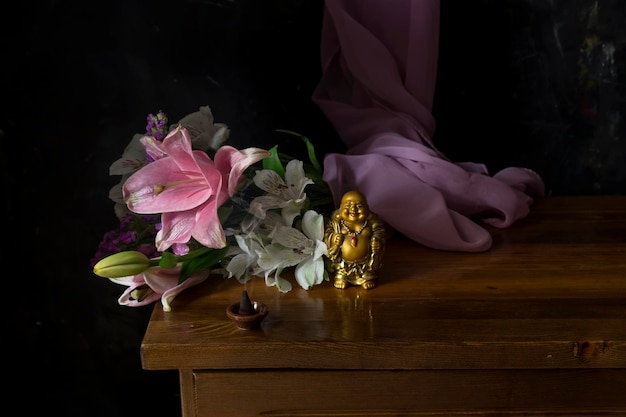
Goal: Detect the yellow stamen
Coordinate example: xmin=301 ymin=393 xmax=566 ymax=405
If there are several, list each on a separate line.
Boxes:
xmin=130 ymin=284 xmax=154 ymax=302
xmin=153 ymin=184 xmax=165 ymax=195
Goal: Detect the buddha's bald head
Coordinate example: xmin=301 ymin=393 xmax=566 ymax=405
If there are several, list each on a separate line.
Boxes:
xmin=340 ymin=190 xmax=369 ymax=222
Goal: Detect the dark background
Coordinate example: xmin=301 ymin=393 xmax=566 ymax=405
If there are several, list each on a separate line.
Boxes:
xmin=2 ymin=1 xmax=624 ymax=416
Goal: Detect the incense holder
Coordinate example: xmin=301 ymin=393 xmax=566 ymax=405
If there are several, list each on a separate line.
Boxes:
xmin=226 ymin=300 xmax=269 ymax=330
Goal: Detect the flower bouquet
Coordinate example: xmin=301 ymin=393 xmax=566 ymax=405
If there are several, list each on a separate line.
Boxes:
xmin=92 ymin=106 xmax=334 ymax=311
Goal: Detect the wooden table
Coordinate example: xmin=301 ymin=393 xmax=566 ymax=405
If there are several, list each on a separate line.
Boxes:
xmin=141 ymin=196 xmax=626 ymax=417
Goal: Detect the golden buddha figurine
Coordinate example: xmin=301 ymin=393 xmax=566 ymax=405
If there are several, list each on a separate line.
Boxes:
xmin=324 ymin=190 xmax=385 ymax=289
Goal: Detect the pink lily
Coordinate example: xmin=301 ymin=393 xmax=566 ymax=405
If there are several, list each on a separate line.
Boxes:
xmin=110 ymin=265 xmax=210 ymax=312
xmin=122 ymin=126 xmax=270 ymax=251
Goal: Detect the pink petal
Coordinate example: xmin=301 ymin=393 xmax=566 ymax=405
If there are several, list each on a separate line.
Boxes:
xmin=214 ymin=146 xmax=270 ymax=196
xmin=156 ymin=210 xmax=196 ymax=251
xmin=191 ymin=198 xmax=228 ymax=248
xmin=108 ymin=275 xmax=144 ymax=286
xmin=118 ymin=289 xmax=161 ymax=307
xmin=115 ymin=265 xmax=210 ymax=311
xmin=140 ymin=135 xmax=169 ymax=161
xmin=160 ymin=269 xmax=211 ymax=312
xmin=143 ymin=266 xmax=184 ymax=292
xmin=116 ymin=271 xmax=160 ymax=307
xmin=123 ymin=150 xmax=222 ymax=214
xmin=161 ymin=127 xmax=195 ymax=160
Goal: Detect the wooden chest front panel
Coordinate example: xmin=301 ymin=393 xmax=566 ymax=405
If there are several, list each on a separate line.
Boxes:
xmin=190 ymin=369 xmax=626 ymax=417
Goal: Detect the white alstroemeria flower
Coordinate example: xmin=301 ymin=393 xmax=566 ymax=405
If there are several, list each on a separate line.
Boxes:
xmin=256 ymin=210 xmax=328 ymax=292
xmin=226 ymin=234 xmax=265 ymax=284
xmin=249 ymin=159 xmax=314 ymax=226
xmin=108 ymin=134 xmax=147 ymax=176
xmin=176 ymin=105 xmax=230 ymax=152
xmin=260 ymin=263 xmax=292 ymax=292
xmin=107 ymin=134 xmax=149 ymax=218
xmin=108 ymin=182 xmax=131 ymax=219
xmin=240 ymin=210 xmax=285 ymax=238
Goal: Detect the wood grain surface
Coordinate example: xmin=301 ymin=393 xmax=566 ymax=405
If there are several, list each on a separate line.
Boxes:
xmin=141 ymin=196 xmax=626 ymax=416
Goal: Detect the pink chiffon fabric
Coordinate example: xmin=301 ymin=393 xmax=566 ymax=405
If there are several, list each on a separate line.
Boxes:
xmin=313 ymin=0 xmax=545 ymax=252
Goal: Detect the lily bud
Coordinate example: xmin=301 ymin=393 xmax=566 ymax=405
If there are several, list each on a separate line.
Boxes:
xmin=93 ymin=251 xmax=151 ymax=278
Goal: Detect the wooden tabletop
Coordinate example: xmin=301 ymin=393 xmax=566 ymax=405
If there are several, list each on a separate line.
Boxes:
xmin=141 ymin=196 xmax=626 ymax=371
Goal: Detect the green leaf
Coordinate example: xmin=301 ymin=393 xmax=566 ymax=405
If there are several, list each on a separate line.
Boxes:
xmin=178 ymin=246 xmax=229 ymax=283
xmin=275 ymin=129 xmax=323 ymax=174
xmin=301 ymin=135 xmax=323 ymax=174
xmin=262 ymin=145 xmax=285 ymax=177
xmin=159 ymin=251 xmax=178 ymax=269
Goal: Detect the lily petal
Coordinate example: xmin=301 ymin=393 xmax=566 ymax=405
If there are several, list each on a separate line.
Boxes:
xmin=158 ymin=269 xmax=211 ymax=312
xmin=114 ymin=265 xmax=211 ymax=311
xmin=214 ymin=146 xmax=270 ymax=196
xmin=191 ymin=198 xmax=227 ymax=248
xmin=156 ymin=210 xmax=196 ymax=251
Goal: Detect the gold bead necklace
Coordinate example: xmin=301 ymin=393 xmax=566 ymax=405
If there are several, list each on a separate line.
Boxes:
xmin=340 ymin=219 xmax=368 ymax=247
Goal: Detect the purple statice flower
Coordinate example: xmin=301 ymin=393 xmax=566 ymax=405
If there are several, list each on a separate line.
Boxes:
xmin=146 ymin=110 xmax=169 ymax=141
xmin=144 ymin=111 xmax=169 ymax=163
xmin=90 ymin=213 xmax=161 ymax=267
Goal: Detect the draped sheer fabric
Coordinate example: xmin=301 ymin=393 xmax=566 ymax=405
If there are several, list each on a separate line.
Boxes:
xmin=314 ymin=0 xmax=545 ymax=252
